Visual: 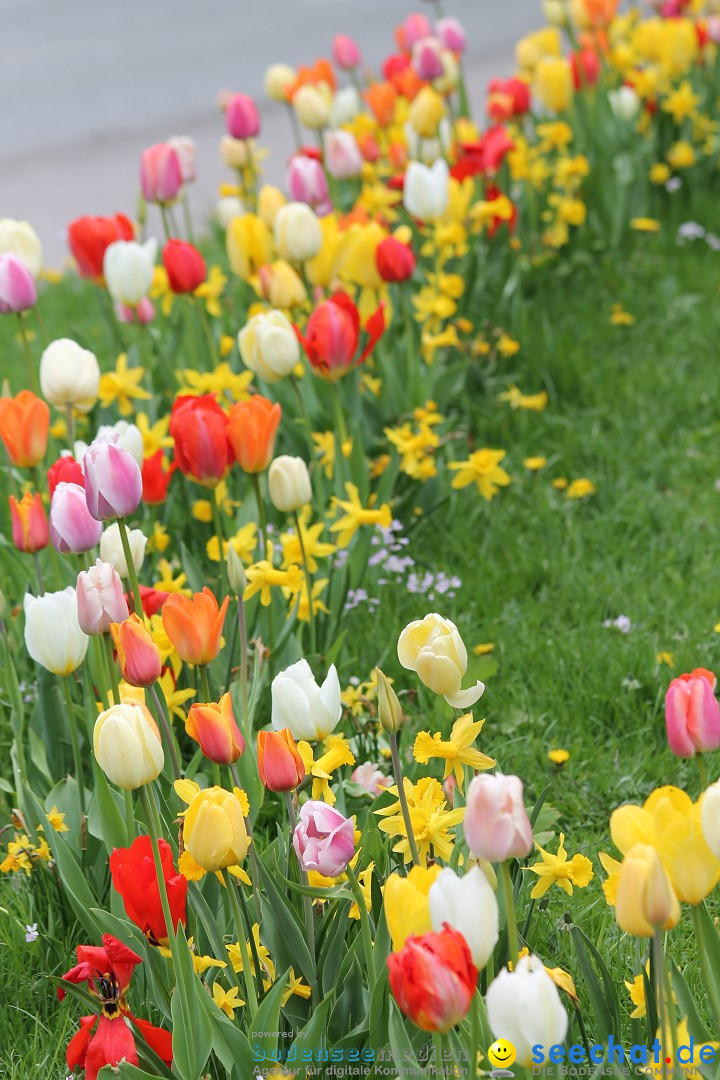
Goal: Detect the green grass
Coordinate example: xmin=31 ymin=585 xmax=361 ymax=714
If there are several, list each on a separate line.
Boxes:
xmin=1 ymin=198 xmax=720 ymax=1070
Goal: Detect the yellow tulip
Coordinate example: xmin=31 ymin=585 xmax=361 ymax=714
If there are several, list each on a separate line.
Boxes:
xmin=384 ymin=864 xmax=441 ymax=951
xmin=615 ymin=844 xmax=680 ymax=937
xmin=534 ymin=57 xmax=573 ymax=113
xmin=258 ymin=184 xmax=286 ymax=228
xmin=183 ymin=786 xmax=249 ymax=872
xmin=226 ymin=213 xmax=272 ymax=281
xmin=408 ymin=86 xmax=446 ymax=139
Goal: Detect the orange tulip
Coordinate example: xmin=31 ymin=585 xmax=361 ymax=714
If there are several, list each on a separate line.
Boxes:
xmin=226 ymin=395 xmax=282 ymax=474
xmin=257 ymin=728 xmax=305 ymax=791
xmin=185 ymin=692 xmax=245 ymax=764
xmin=9 ymin=492 xmax=48 ymax=553
xmin=0 ymin=390 xmax=50 ymax=467
xmin=111 ymin=614 xmax=162 ymax=687
xmin=162 ymin=587 xmax=229 ymax=665
xmin=364 ymin=82 xmax=397 ymax=127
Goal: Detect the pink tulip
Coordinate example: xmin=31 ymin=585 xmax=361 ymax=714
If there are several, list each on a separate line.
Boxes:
xmin=412 ymin=37 xmax=445 ymax=81
xmin=83 ymin=435 xmax=143 ymax=522
xmin=333 ymin=33 xmax=362 ymax=70
xmin=50 ymin=481 xmax=103 ymax=554
xmin=464 ymin=774 xmax=533 ymax=863
xmin=168 ymin=135 xmax=197 ymax=183
xmin=140 ymin=142 xmax=183 ymax=204
xmin=225 ymin=94 xmax=260 ymax=139
xmin=665 ymin=668 xmax=720 ymax=757
xmin=76 ymin=559 xmax=129 ymax=635
xmin=293 ymin=800 xmax=355 ymax=877
xmin=115 ymin=297 xmax=155 ymax=325
xmin=324 ymin=130 xmax=364 ymax=180
xmin=351 ymin=762 xmax=391 ymax=797
xmin=0 ymin=253 xmax=37 ymax=314
xmin=436 ymin=17 xmax=467 ymax=55
xmin=401 ymin=12 xmax=433 ymax=51
xmin=287 ymin=155 xmax=332 ymax=215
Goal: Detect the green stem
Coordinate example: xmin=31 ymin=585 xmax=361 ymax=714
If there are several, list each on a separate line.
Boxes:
xmin=199 ymin=664 xmax=212 ymax=704
xmin=182 ymin=190 xmax=195 ymax=243
xmin=237 ymin=881 xmax=265 ymax=1001
xmin=284 ymin=791 xmax=317 ymax=1001
xmin=237 ymin=598 xmax=250 ymax=743
xmin=149 ymin=683 xmax=181 ymax=781
xmin=346 ymin=863 xmax=375 ymax=987
xmin=116 ymin=518 xmax=143 ymax=615
xmin=251 ymin=473 xmax=267 ymax=552
xmin=388 ymin=732 xmax=420 ymax=867
xmin=329 ymin=383 xmax=349 ymax=486
xmin=159 ymin=205 xmax=174 ymax=242
xmin=293 ymin=510 xmax=317 ymax=655
xmin=61 ymin=677 xmax=86 ymax=822
xmin=210 ymin=494 xmax=227 ymax=592
xmin=223 ymin=869 xmax=258 ymax=1013
xmin=230 ymin=762 xmax=262 ymax=925
xmin=16 ymin=314 xmax=39 ymax=394
xmin=470 ymin=989 xmax=480 ymax=1079
xmin=696 ymin=752 xmax=709 ymax=790
xmin=195 ymin=296 xmax=220 ymax=369
xmin=103 ymin=632 xmax=121 ymax=704
xmin=499 ymin=860 xmax=519 ymax=968
xmin=653 ymin=931 xmax=678 ymax=1075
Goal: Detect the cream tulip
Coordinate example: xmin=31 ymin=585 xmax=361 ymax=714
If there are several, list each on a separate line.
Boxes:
xmin=104 ymin=238 xmax=157 ymax=306
xmin=23 ymin=588 xmax=89 ymax=676
xmin=268 ymin=455 xmax=312 ymax=512
xmin=0 ymin=219 xmax=43 ymax=278
xmin=701 ymin=780 xmax=720 ymax=859
xmin=403 ymin=159 xmax=450 ymax=221
xmin=271 ymin=659 xmax=342 ymax=741
xmin=100 ymin=522 xmax=147 ymax=579
xmin=397 ymin=612 xmax=484 ymax=707
xmin=274 ymin=202 xmax=323 ymax=262
xmin=94 ymin=702 xmax=164 ymax=790
xmin=238 ymin=310 xmax=299 ymax=382
xmin=264 ymin=63 xmax=296 ymax=103
xmin=40 ymin=338 xmax=100 ymax=413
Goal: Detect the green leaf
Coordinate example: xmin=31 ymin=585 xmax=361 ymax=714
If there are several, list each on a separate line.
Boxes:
xmin=257 ymin=855 xmax=316 ymax=986
xmin=196 ymin=985 xmax=255 ymax=1077
xmin=87 ymin=767 xmax=128 ymax=852
xmin=248 ymin=969 xmax=289 ymax=1061
xmin=670 ymin=962 xmax=714 ymax=1044
xmin=388 ymin=1001 xmax=426 ymax=1076
xmin=284 ymin=994 xmax=334 ymax=1080
xmin=569 ymin=923 xmax=619 ymax=1043
xmin=170 ymin=927 xmax=212 ymax=1080
xmin=98 ymin=1066 xmax=161 ymax=1079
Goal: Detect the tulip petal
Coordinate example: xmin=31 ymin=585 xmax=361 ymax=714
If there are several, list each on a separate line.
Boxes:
xmin=443 ymin=681 xmax=485 ymax=709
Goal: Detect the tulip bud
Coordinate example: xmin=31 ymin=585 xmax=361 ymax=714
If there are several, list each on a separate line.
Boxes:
xmin=293 ymin=801 xmax=355 ymax=876
xmin=293 ymin=85 xmax=331 ymax=129
xmin=271 ymin=659 xmax=341 ymax=740
xmin=0 ymin=219 xmax=43 ymax=278
xmin=258 ymin=260 xmax=307 ymax=309
xmin=401 ymin=12 xmax=432 ymax=51
xmin=287 ymin=155 xmax=331 ymax=214
xmin=403 ymin=160 xmax=450 ymax=222
xmin=216 ymin=195 xmax=245 ymax=228
xmin=388 ymin=926 xmax=477 ymax=1033
xmin=115 ymin=297 xmax=156 ymax=325
xmin=274 ymin=202 xmax=323 ymax=262
xmin=40 ymin=338 xmax=100 ymax=413
xmin=608 ymin=85 xmax=640 ymax=121
xmin=384 ymin=865 xmax=441 ymax=951
xmin=93 ymin=420 xmax=144 ymax=467
xmin=183 ymin=786 xmax=249 ymax=871
xmin=486 ymin=954 xmax=568 ymax=1066
xmin=24 ymin=587 xmax=89 ymax=676
xmin=701 ymin=780 xmax=720 ymax=859
xmin=257 ymin=728 xmax=305 ymax=791
xmin=0 ymin=253 xmax=37 ymax=314
xmin=412 ymin=37 xmax=445 ymax=82
xmin=100 ymin=522 xmax=147 ymax=578
xmin=50 ymin=482 xmax=103 ymax=555
xmin=226 ymin=395 xmax=282 ymax=475
xmin=665 ymin=669 xmax=720 ymax=758
xmin=104 ymin=239 xmax=158 ymax=307
xmin=76 ymin=559 xmax=129 ymax=635
xmin=332 ymin=33 xmax=362 ymax=70
xmin=140 ymin=143 xmax=183 ymax=204
xmin=9 ymin=492 xmax=49 ymax=554
xmin=330 ymin=86 xmax=361 ymax=127
xmin=397 ymin=612 xmax=484 ymax=708
xmin=111 ymin=614 xmax=162 ymax=687
xmin=615 ymin=844 xmax=681 ymax=937
xmin=220 ymin=135 xmax=253 ymax=170
xmin=323 ymin=130 xmax=364 ymax=180
xmin=226 ymin=544 xmax=248 ymax=595
xmin=83 ymin=436 xmax=143 ymax=522
xmin=464 ymin=774 xmax=533 ymax=863
xmin=351 ymin=762 xmax=391 ymax=797
xmin=408 ymin=87 xmax=446 ymax=139
xmin=376 ymin=236 xmax=416 ymax=283
xmin=264 ymin=63 xmax=296 ymax=103
xmin=436 ymin=17 xmax=467 ymax=54
xmin=376 ymin=668 xmax=404 ymax=733
xmin=162 ymin=240 xmax=206 ymax=294
xmin=226 ymin=93 xmax=260 ymax=139
xmin=94 ymin=702 xmax=164 ymax=790
xmin=534 ymin=57 xmax=573 ymax=113
xmin=429 ymin=866 xmax=499 ymax=969
xmin=0 ymin=390 xmax=49 ymax=468
xmin=268 ymin=455 xmax=312 ymax=513
xmin=186 ymin=693 xmax=245 ymax=765
xmin=238 ymin=309 xmax=299 ymax=383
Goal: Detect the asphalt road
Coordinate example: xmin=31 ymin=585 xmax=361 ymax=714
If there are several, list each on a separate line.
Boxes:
xmin=0 ymin=0 xmax=541 ymax=265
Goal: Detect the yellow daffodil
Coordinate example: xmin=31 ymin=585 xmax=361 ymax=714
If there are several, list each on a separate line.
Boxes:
xmin=244 ymin=542 xmax=302 ymax=607
xmin=297 ymin=736 xmax=356 ymax=805
xmin=280 ymin=512 xmax=335 ymax=572
xmin=136 ymin=413 xmax=173 ymax=457
xmin=449 ymin=449 xmax=511 ymax=500
xmin=385 ymin=422 xmax=439 ymax=480
xmin=212 ymin=982 xmax=244 ymax=1018
xmin=329 ymin=483 xmax=392 ymax=548
xmin=498 ymin=384 xmax=548 ymax=411
xmin=376 ymin=776 xmax=464 ymax=864
xmin=178 ymin=363 xmax=253 ymax=403
xmin=227 ymin=923 xmax=275 ymax=985
xmin=413 ymin=714 xmax=495 ymax=789
xmin=526 ymin=833 xmax=594 ymax=898
xmin=194 ymin=264 xmax=227 ymax=317
xmin=98 ymin=353 xmax=152 ymax=417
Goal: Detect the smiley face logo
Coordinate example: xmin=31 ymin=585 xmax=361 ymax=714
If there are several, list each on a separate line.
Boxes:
xmin=487 ymin=1040 xmax=517 ymax=1070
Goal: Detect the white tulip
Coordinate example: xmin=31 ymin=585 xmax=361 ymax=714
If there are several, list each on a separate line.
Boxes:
xmin=268 ymin=456 xmax=312 ymax=513
xmin=217 ymin=196 xmax=245 ymax=228
xmin=429 ymin=866 xmax=499 ymax=969
xmin=96 ymin=421 xmax=144 ymax=467
xmin=404 ymin=119 xmax=452 ymax=165
xmin=701 ymin=780 xmax=720 ymax=859
xmin=100 ymin=522 xmax=147 ymax=579
xmin=330 ymin=86 xmax=361 ymax=128
xmin=238 ymin=309 xmax=299 ymax=382
xmin=23 ymin=588 xmax=89 ymax=676
xmin=403 ymin=159 xmax=449 ymax=221
xmin=486 ymin=954 xmax=568 ymax=1067
xmin=397 ymin=612 xmax=484 ymax=708
xmin=608 ymin=85 xmax=640 ymax=122
xmin=0 ymin=218 xmax=43 ymax=278
xmin=104 ymin=238 xmax=157 ymax=305
xmin=94 ymin=702 xmax=164 ymax=790
xmin=40 ymin=338 xmax=100 ymax=414
xmin=274 ymin=202 xmax=323 ymax=262
xmin=271 ymin=659 xmax=342 ymax=740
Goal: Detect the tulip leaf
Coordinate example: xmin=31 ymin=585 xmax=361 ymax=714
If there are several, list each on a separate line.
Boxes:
xmin=319 ymin=899 xmax=352 ymax=995
xmin=195 ymin=986 xmax=255 ymax=1077
xmin=180 ymin=540 xmax=206 ymax=594
xmin=86 ymin=771 xmax=128 ymax=852
xmin=249 ymin=968 xmax=290 ymax=1062
xmin=670 ymin=962 xmax=714 ymax=1044
xmin=568 ymin=922 xmax=620 ymax=1043
xmin=284 ymin=994 xmax=334 ymax=1080
xmin=369 ymin=967 xmax=389 ymax=1050
xmin=257 ymin=855 xmax=316 ymax=987
xmin=98 ymin=1065 xmax=161 ymax=1079
xmin=388 ymin=1001 xmax=426 ymax=1077
xmin=170 ymin=926 xmax=212 ymax=1080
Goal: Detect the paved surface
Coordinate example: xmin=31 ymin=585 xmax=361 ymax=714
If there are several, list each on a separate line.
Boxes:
xmin=0 ymin=0 xmax=541 ymax=265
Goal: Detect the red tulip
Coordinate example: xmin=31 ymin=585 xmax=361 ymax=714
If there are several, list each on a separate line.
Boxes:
xmin=571 ymin=49 xmax=601 ymax=89
xmin=387 ymin=925 xmax=477 ymax=1033
xmin=452 ymin=127 xmax=515 ymax=182
xmin=169 ymin=394 xmax=233 ymax=487
xmin=162 ymin=239 xmax=206 ymax=293
xmin=141 ymin=450 xmax=176 ymax=504
xmin=376 ymin=236 xmax=416 ymax=283
xmin=110 ymin=835 xmax=187 ymax=945
xmin=296 ymin=292 xmax=385 ymax=381
xmin=137 ymin=585 xmax=170 ymax=617
xmin=48 ymin=454 xmax=84 ymax=496
xmin=487 ymin=77 xmax=531 ymax=121
xmin=67 ymin=214 xmax=134 ymax=281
